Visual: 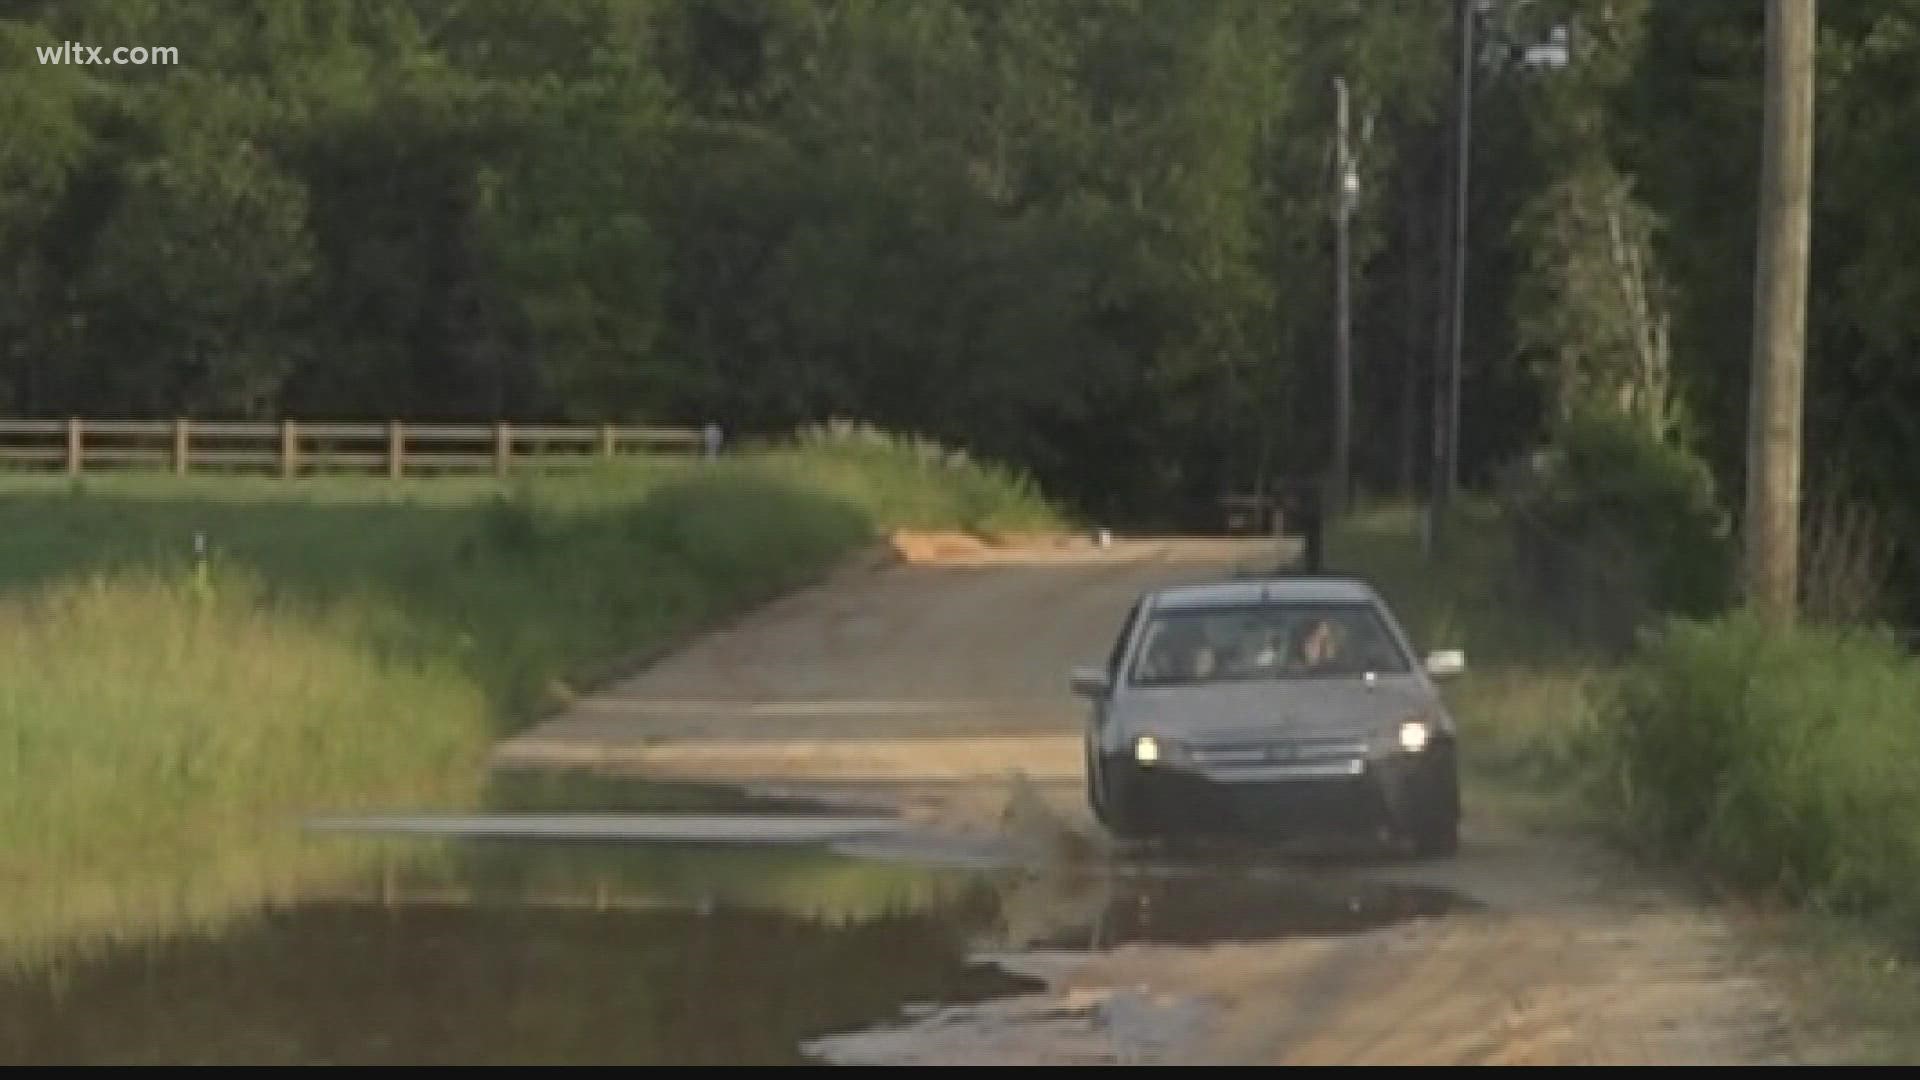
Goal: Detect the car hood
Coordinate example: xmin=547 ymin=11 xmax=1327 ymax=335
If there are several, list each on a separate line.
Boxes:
xmin=1115 ymin=677 xmax=1436 ymax=741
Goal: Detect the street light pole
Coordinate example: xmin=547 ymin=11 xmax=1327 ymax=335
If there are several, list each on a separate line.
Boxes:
xmin=1430 ymin=0 xmax=1475 ymax=554
xmin=1332 ymin=75 xmax=1356 ymax=519
xmin=1448 ymin=0 xmax=1471 ymax=505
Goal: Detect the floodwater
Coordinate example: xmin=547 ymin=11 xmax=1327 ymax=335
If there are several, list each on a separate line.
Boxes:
xmin=0 ymin=772 xmax=1472 ymax=1065
xmin=1018 ymin=865 xmax=1470 ymax=951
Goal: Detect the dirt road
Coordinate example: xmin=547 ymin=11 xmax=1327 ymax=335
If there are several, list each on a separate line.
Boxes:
xmin=496 ymin=535 xmax=1805 ymax=1065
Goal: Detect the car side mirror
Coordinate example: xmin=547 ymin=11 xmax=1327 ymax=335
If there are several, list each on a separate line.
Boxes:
xmin=1424 ymin=649 xmax=1467 ymax=679
xmin=1070 ymin=666 xmax=1111 ymax=698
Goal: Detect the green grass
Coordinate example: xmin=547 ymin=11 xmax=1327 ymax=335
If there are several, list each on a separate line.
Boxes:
xmin=0 ymin=570 xmax=486 ymax=967
xmin=1604 ymin=613 xmax=1920 ymax=923
xmin=1744 ymin=903 xmax=1920 ymax=1064
xmin=1331 ymin=497 xmax=1920 ymax=1062
xmin=1328 ymin=498 xmax=1610 ymax=796
xmin=1597 ymin=614 xmax=1920 ymax=1063
xmin=0 ymin=442 xmax=1063 ymax=727
xmin=0 ymin=433 xmax=1065 ymax=965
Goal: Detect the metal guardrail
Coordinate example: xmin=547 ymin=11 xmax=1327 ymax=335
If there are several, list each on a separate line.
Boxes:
xmin=0 ymin=419 xmax=719 ymax=478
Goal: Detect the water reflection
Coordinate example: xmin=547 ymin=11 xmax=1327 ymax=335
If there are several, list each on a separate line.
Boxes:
xmin=0 ymin=769 xmax=1033 ymax=1065
xmin=0 ymin=832 xmax=1035 ymax=1066
xmin=1001 ymin=866 xmax=1471 ymax=951
xmin=0 ymin=896 xmax=1035 ymax=1065
xmin=0 ymin=771 xmax=1477 ymax=1064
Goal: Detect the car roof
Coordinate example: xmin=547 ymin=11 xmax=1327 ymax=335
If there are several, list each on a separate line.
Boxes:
xmin=1144 ymin=573 xmax=1383 ymax=612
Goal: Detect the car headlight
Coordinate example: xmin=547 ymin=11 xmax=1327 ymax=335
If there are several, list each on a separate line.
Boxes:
xmin=1397 ymin=717 xmax=1431 ymax=753
xmin=1133 ymin=735 xmax=1162 ymax=765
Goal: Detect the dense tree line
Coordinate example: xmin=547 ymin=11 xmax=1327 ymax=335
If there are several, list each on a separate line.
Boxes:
xmin=1 ymin=0 xmax=1917 ymax=571
xmin=0 ymin=0 xmax=1457 ymax=525
xmin=1494 ymin=0 xmax=1920 ymax=621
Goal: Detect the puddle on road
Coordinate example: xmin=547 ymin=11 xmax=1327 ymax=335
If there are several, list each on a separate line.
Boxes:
xmin=0 ymin=836 xmax=1034 ymax=1066
xmin=0 ymin=899 xmax=1041 ymax=1065
xmin=482 ymin=767 xmax=847 ymax=817
xmin=1 ymin=770 xmax=1475 ymax=1064
xmin=1005 ymin=866 xmax=1472 ymax=951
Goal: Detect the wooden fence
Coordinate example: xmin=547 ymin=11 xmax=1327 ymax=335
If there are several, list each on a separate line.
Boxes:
xmin=0 ymin=419 xmax=714 ymax=478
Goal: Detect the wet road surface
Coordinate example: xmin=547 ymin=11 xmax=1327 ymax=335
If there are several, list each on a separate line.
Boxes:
xmin=5 ymin=536 xmax=1805 ymax=1064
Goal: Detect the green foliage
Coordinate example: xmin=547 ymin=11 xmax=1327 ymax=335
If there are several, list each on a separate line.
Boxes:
xmin=784 ymin=421 xmax=1063 ymax=535
xmin=1617 ymin=0 xmax=1920 ymax=622
xmin=5 ymin=0 xmax=1915 ymax=603
xmin=0 ymin=0 xmax=1455 ymax=527
xmin=1603 ymin=612 xmax=1920 ymax=927
xmin=0 ymin=437 xmax=1062 ymax=961
xmin=0 ymin=566 xmax=491 ymax=963
xmin=1503 ymin=408 xmax=1733 ymax=649
xmin=1512 ymin=160 xmax=1682 ymax=443
xmin=82 ymin=106 xmax=317 ymax=416
xmin=1328 ymin=500 xmax=1608 ymax=795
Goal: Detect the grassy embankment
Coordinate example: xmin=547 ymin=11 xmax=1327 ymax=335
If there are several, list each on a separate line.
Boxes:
xmin=0 ymin=427 xmax=1065 ymax=964
xmin=1331 ymin=498 xmax=1920 ymax=1064
xmin=1326 ymin=500 xmax=1604 ymax=812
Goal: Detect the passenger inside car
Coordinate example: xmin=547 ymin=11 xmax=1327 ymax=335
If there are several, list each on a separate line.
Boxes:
xmin=1274 ymin=616 xmax=1335 ymax=674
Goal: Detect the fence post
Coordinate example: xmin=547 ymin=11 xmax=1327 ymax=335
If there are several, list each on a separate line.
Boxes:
xmin=388 ymin=421 xmax=405 ymax=479
xmin=281 ymin=419 xmax=299 ymax=479
xmin=66 ymin=418 xmax=82 ymax=476
xmin=600 ymin=423 xmax=617 ymax=461
xmin=173 ymin=418 xmax=191 ymax=476
xmin=495 ymin=421 xmax=511 ymax=478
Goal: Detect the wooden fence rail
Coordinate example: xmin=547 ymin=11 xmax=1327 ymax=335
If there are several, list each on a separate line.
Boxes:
xmin=0 ymin=419 xmax=717 ymax=478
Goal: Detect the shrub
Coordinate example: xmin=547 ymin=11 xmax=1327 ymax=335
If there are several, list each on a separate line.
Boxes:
xmin=1502 ymin=408 xmax=1733 ymax=650
xmin=1602 ymin=612 xmax=1920 ymax=924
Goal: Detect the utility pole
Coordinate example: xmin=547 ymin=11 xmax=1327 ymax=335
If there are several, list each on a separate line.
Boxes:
xmin=1424 ymin=136 xmax=1453 ymax=562
xmin=1447 ymin=0 xmax=1471 ymax=507
xmin=1429 ymin=0 xmax=1474 ymax=555
xmin=1331 ymin=75 xmax=1356 ymax=519
xmin=1745 ymin=0 xmax=1816 ymax=624
xmin=1445 ymin=0 xmax=1474 ymax=523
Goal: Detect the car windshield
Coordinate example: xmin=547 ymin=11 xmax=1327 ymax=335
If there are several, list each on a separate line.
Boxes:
xmin=1127 ymin=601 xmax=1411 ymax=686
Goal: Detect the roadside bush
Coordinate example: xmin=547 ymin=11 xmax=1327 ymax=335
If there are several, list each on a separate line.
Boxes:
xmin=1502 ymin=408 xmax=1733 ymax=651
xmin=786 ymin=420 xmax=1063 ymax=536
xmin=1602 ymin=611 xmax=1920 ymax=924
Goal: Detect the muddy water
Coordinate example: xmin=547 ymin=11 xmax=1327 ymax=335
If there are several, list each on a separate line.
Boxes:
xmin=1 ymin=774 xmax=1474 ymax=1064
xmin=0 ymin=894 xmax=1034 ymax=1064
xmin=1018 ymin=867 xmax=1470 ymax=951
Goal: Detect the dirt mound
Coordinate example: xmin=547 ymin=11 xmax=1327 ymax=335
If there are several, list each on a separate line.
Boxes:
xmin=888 ymin=529 xmax=997 ymax=564
xmin=885 ymin=529 xmax=1085 ymax=565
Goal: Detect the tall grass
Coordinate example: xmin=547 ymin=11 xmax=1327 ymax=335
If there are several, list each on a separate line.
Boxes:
xmin=1328 ymin=499 xmax=1609 ymax=790
xmin=1603 ymin=612 xmax=1920 ymax=927
xmin=0 ymin=570 xmax=487 ymax=965
xmin=0 ymin=439 xmax=1064 ymax=728
xmin=1334 ymin=495 xmax=1920 ymax=1052
xmin=0 ymin=434 xmax=1066 ymax=963
xmin=1335 ymin=497 xmax=1920 ymax=955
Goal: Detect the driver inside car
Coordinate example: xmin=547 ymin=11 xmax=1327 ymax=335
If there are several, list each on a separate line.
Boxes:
xmin=1291 ymin=616 xmax=1345 ymax=674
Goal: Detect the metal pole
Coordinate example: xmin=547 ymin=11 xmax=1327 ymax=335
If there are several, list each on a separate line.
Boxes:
xmin=1425 ymin=109 xmax=1454 ymax=562
xmin=1446 ymin=0 xmax=1474 ymax=507
xmin=1332 ymin=75 xmax=1354 ymax=519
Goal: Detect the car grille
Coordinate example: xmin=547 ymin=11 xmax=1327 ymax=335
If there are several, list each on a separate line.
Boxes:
xmin=1185 ymin=735 xmax=1371 ymax=768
